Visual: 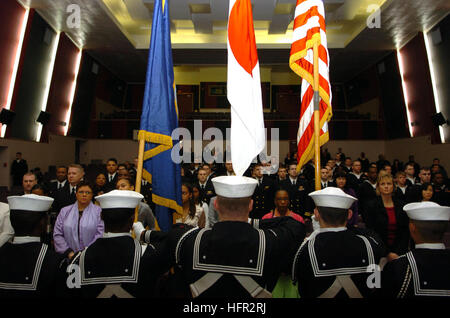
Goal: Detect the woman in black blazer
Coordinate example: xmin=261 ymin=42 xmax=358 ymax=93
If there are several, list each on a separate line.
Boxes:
xmin=365 ymin=171 xmax=410 ymax=261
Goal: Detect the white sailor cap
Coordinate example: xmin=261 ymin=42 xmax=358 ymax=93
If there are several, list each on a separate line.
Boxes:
xmin=212 ymin=176 xmax=257 ymax=198
xmin=7 ymin=194 xmax=54 ymax=212
xmin=95 ymin=190 xmax=143 ymax=209
xmin=403 ymin=201 xmax=450 ymax=221
xmin=308 ymin=187 xmax=357 ymax=210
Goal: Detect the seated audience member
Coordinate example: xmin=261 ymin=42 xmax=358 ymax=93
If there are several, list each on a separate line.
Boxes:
xmin=173 ymin=183 xmax=205 ymax=228
xmin=49 ymin=166 xmax=68 ymax=197
xmin=196 ymin=168 xmax=215 ymax=205
xmin=346 ymin=160 xmax=366 ymax=192
xmin=281 ymin=163 xmax=311 ymax=219
xmin=263 ymin=189 xmax=304 ymax=224
xmin=0 ymin=194 xmax=67 ymax=298
xmin=318 ymin=167 xmax=335 ymax=189
xmin=404 ymin=163 xmax=417 ymax=186
xmin=394 ymin=171 xmax=408 ymax=202
xmin=292 ymin=187 xmax=386 ymax=298
xmin=357 ymin=166 xmax=378 ymax=223
xmin=420 ymin=182 xmax=435 ymax=202
xmin=431 ymin=158 xmax=447 ymax=178
xmin=31 ymin=184 xmax=49 ymax=196
xmin=392 ymin=159 xmax=403 ymax=176
xmin=17 ymin=172 xmax=38 ymax=195
xmin=380 ymin=202 xmax=449 ymax=298
xmin=68 ymin=190 xmax=169 ymax=298
xmin=116 ymin=178 xmax=156 ymax=230
xmin=0 ymin=202 xmax=14 ymax=247
xmin=432 ymin=172 xmax=450 ymax=206
xmin=405 ymin=167 xmax=432 ymax=203
xmin=358 ymin=152 xmax=370 ymax=172
xmin=334 ymin=172 xmax=359 ymax=227
xmin=192 ymin=184 xmax=210 ymax=228
xmin=53 ymin=164 xmax=85 ymax=212
xmin=343 ymin=157 xmax=352 ymax=173
xmin=365 ymin=171 xmax=409 ymax=260
xmin=381 ymin=164 xmax=392 ymax=176
xmin=274 ymin=164 xmax=288 ymax=187
xmin=93 ymin=173 xmax=107 ymax=197
xmin=104 ymin=158 xmax=119 ymax=192
xmin=53 ymin=181 xmax=104 ymax=259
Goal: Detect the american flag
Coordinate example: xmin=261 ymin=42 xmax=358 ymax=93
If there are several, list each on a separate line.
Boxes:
xmin=289 ymin=0 xmax=332 ymax=171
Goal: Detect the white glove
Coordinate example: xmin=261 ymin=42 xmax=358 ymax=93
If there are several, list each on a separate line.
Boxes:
xmin=133 ymin=222 xmax=145 ymax=240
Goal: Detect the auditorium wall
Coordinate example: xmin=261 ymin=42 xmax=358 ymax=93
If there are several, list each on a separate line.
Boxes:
xmin=8 ymin=12 xmax=58 ymax=141
xmin=0 ymin=134 xmax=76 ymax=187
xmin=0 ymin=0 xmax=27 ymax=135
xmin=424 ymin=15 xmax=450 ymax=143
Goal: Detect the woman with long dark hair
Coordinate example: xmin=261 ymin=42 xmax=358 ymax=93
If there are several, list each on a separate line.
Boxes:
xmin=175 ymin=183 xmax=205 ymax=227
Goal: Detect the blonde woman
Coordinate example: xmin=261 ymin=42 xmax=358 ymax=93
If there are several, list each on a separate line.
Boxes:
xmin=365 ymin=171 xmax=410 ymax=261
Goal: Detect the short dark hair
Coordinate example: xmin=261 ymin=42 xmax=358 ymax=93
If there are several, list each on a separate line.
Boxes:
xmin=412 ymin=220 xmax=448 ymax=242
xmin=107 ymin=158 xmax=118 ymax=164
xmin=116 ymin=177 xmax=134 ymax=187
xmin=101 ymin=208 xmax=135 ymax=232
xmin=317 ymin=206 xmax=349 ymax=226
xmin=31 ymin=184 xmax=49 ymax=195
xmin=76 ymin=181 xmax=93 ymax=193
xmin=420 ymin=182 xmax=433 ymax=191
xmin=216 ymin=196 xmax=251 ymax=214
xmin=334 ymin=171 xmax=347 ymax=179
xmin=10 ymin=210 xmax=46 ymax=236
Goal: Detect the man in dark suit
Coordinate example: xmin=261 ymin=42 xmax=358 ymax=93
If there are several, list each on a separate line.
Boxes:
xmin=274 ymin=164 xmax=288 ymax=188
xmin=357 ymin=166 xmax=378 ymax=223
xmin=301 ymin=160 xmax=315 ymax=183
xmin=342 ymin=157 xmax=353 ymax=173
xmin=104 ymin=158 xmax=119 ymax=193
xmin=319 ymin=167 xmax=336 ymax=189
xmin=404 ymin=163 xmax=417 ymax=186
xmin=394 ymin=171 xmax=409 ymax=202
xmin=406 ymin=167 xmax=432 ymax=203
xmin=281 ymin=163 xmax=312 ymax=219
xmin=53 ymin=164 xmax=84 ymax=213
xmin=347 ymin=160 xmax=367 ymax=192
xmin=20 ymin=172 xmax=38 ymax=195
xmin=49 ymin=166 xmax=68 ymax=198
xmin=11 ymin=152 xmax=28 ymax=187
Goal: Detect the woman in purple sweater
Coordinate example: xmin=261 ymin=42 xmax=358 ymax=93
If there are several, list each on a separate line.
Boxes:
xmin=53 ymin=181 xmax=104 ymax=259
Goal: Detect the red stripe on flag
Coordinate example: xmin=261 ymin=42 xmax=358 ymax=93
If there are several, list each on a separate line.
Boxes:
xmin=228 ymin=0 xmax=258 ymax=76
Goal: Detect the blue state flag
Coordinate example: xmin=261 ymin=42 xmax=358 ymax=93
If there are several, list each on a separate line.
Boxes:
xmin=139 ymin=0 xmax=181 ymax=232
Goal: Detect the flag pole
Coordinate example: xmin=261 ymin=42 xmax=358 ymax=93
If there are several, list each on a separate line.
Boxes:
xmin=313 ymin=42 xmax=321 ymax=191
xmin=134 ymin=137 xmax=145 ymax=222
